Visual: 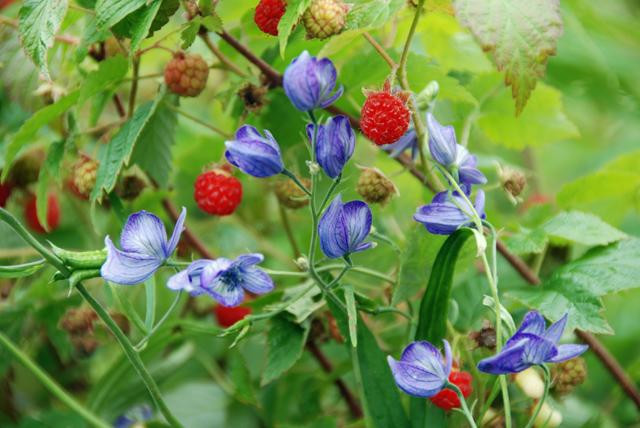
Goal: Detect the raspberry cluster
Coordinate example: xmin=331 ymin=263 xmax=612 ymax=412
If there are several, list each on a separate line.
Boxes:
xmin=356 ymin=167 xmax=398 ymax=205
xmin=429 ymin=370 xmax=473 ymax=411
xmin=194 ymin=169 xmax=243 ymax=216
xmin=303 ymin=0 xmax=349 ymax=39
xmin=360 ymin=83 xmax=411 ymax=145
xmin=164 ymin=52 xmax=209 ymax=97
xmin=254 ymin=0 xmax=286 ymax=36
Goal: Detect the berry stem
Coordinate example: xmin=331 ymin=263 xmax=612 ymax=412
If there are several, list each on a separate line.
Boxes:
xmin=446 ymin=381 xmax=477 ymax=428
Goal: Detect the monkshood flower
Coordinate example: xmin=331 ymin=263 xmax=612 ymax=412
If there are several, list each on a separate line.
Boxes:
xmin=478 ymin=311 xmax=588 ymax=375
xmin=306 ymin=115 xmax=355 ymax=179
xmin=225 ymin=125 xmax=284 ymax=177
xmin=318 ymin=194 xmax=373 ymax=259
xmin=383 ymin=128 xmax=419 ymax=160
xmin=101 ymin=208 xmax=186 ymax=285
xmin=167 ymin=253 xmax=274 ymax=307
xmin=387 ymin=340 xmax=452 ymax=398
xmin=283 ymin=50 xmax=344 ymax=112
xmin=414 ymin=186 xmax=485 ymax=235
xmin=427 ymin=113 xmax=486 ymax=185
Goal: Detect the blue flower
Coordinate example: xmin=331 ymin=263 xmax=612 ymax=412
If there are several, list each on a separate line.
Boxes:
xmin=387 ymin=340 xmax=452 ymax=398
xmin=225 ymin=125 xmax=284 ymax=177
xmin=113 ymin=405 xmax=153 ymax=428
xmin=307 ymin=115 xmax=355 ymax=179
xmin=101 ymin=208 xmax=186 ymax=285
xmin=427 ymin=113 xmax=486 ymax=185
xmin=318 ymin=194 xmax=372 ymax=259
xmin=478 ymin=311 xmax=588 ymax=375
xmin=167 ymin=253 xmax=274 ymax=307
xmin=283 ymin=50 xmax=344 ymax=112
xmin=413 ymin=186 xmax=485 ymax=235
xmin=383 ymin=128 xmax=419 ymax=160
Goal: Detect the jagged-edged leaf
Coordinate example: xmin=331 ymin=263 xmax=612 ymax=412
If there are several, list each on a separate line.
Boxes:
xmin=95 ymin=0 xmax=147 ymax=30
xmin=509 ymin=238 xmax=640 ymax=334
xmin=454 ymin=0 xmax=563 ymax=113
xmin=18 ymin=0 xmax=68 ymax=80
xmin=112 ymin=0 xmax=180 ymax=42
xmin=277 ymin=0 xmax=312 ymax=57
xmin=504 ymin=227 xmax=548 ymax=255
xmin=261 ymin=315 xmax=310 ymax=386
xmin=542 ymin=211 xmax=627 ymax=247
xmin=346 ymin=0 xmax=405 ymax=30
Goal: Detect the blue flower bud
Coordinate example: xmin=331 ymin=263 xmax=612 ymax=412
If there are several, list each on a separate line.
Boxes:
xmin=388 ymin=340 xmax=452 ymax=398
xmin=307 ymin=115 xmax=355 ymax=179
xmin=318 ymin=194 xmax=372 ymax=259
xmin=225 ymin=125 xmax=284 ymax=178
xmin=413 ymin=186 xmax=485 ymax=235
xmin=283 ymin=51 xmax=344 ymax=112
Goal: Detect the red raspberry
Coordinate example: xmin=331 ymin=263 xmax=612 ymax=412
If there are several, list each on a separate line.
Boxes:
xmin=24 ymin=194 xmax=60 ymax=234
xmin=214 ymin=304 xmax=252 ymax=328
xmin=254 ymin=0 xmax=286 ymax=36
xmin=0 ymin=181 xmax=13 ymax=207
xmin=360 ymin=82 xmax=411 ymax=145
xmin=429 ymin=370 xmax=473 ymax=411
xmin=164 ymin=52 xmax=209 ymax=97
xmin=194 ymin=169 xmax=243 ymax=216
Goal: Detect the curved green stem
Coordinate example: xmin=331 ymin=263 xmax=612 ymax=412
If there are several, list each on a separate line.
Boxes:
xmin=135 ymin=291 xmax=183 ymax=351
xmin=524 ymin=365 xmax=551 ymax=428
xmin=447 ymin=382 xmax=477 ymax=428
xmin=0 ymin=331 xmax=110 ymax=428
xmin=282 ymin=169 xmax=312 ymax=196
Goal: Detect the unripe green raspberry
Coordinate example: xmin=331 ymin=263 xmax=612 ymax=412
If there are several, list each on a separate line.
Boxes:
xmin=356 ymin=167 xmax=398 ymax=205
xmin=164 ymin=52 xmax=209 ymax=97
xmin=302 ymin=0 xmax=349 ymax=40
xmin=275 ymin=178 xmax=310 ymax=209
xmin=72 ymin=158 xmax=99 ymax=198
xmin=552 ymin=357 xmax=587 ymax=396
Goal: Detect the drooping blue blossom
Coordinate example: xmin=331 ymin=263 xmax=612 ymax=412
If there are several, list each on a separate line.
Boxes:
xmin=427 ymin=113 xmax=487 ymax=185
xmin=413 ymin=186 xmax=485 ymax=235
xmin=306 ymin=115 xmax=355 ymax=179
xmin=113 ymin=405 xmax=153 ymax=428
xmin=318 ymin=194 xmax=372 ymax=259
xmin=101 ymin=208 xmax=186 ymax=285
xmin=225 ymin=125 xmax=284 ymax=177
xmin=478 ymin=311 xmax=588 ymax=375
xmin=167 ymin=253 xmax=274 ymax=307
xmin=283 ymin=50 xmax=343 ymax=112
xmin=383 ymin=128 xmax=419 ymax=160
xmin=387 ymin=340 xmax=452 ymax=398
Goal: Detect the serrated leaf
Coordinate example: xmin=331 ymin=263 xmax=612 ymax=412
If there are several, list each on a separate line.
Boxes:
xmin=112 ymin=0 xmax=180 ymax=40
xmin=346 ymin=0 xmax=405 ymax=30
xmin=509 ymin=238 xmax=640 ymax=334
xmin=454 ymin=0 xmax=563 ymax=113
xmin=476 ymin=82 xmax=579 ymax=149
xmin=261 ymin=315 xmax=310 ymax=386
xmin=277 ymin=0 xmax=312 ymax=57
xmin=130 ymin=94 xmax=177 ymax=188
xmin=90 ymin=88 xmax=166 ymax=202
xmin=95 ymin=0 xmax=147 ymax=30
xmin=128 ymin=0 xmax=162 ymax=55
xmin=36 ymin=139 xmax=65 ymax=231
xmin=181 ymin=14 xmax=222 ymax=50
xmin=504 ymin=227 xmax=548 ymax=255
xmin=18 ymin=0 xmax=68 ymax=80
xmin=542 ymin=211 xmax=627 ymax=247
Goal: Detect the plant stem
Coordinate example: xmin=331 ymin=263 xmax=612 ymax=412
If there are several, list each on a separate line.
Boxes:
xmin=128 ymin=57 xmax=140 ymax=118
xmin=164 ymin=102 xmax=231 ymax=138
xmin=447 ymin=382 xmax=477 ymax=428
xmin=0 ymin=331 xmax=110 ymax=428
xmin=135 ymin=291 xmax=183 ymax=351
xmin=278 ymin=203 xmax=302 ymax=258
xmin=524 ymin=365 xmax=551 ymax=428
xmin=282 ymin=169 xmax=312 ymax=196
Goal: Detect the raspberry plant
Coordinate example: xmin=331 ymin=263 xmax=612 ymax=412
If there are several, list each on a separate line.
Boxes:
xmin=0 ymin=1 xmax=639 ymax=428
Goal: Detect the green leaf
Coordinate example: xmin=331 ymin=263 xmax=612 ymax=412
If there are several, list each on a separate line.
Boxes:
xmin=0 ymin=260 xmax=46 ymax=278
xmin=406 ymin=55 xmax=477 ymax=105
xmin=2 ymin=91 xmax=79 ymax=181
xmin=18 ymin=0 xmax=68 ymax=80
xmin=476 ymin=82 xmax=579 ymax=149
xmin=509 ymin=238 xmax=640 ymax=334
xmin=542 ymin=211 xmax=627 ymax=247
xmin=277 ymin=0 xmax=312 ymax=57
xmin=346 ymin=0 xmax=405 ymax=30
xmin=112 ymin=0 xmax=180 ymax=40
xmin=181 ymin=14 xmax=223 ymax=50
xmin=91 ymin=88 xmax=166 ymax=202
xmin=344 ymin=284 xmax=358 ymax=347
xmin=229 ymin=352 xmax=256 ymax=405
xmin=79 ymin=55 xmax=129 ymax=104
xmin=261 ymin=315 xmax=310 ymax=386
xmin=130 ymin=93 xmax=178 ymax=188
xmin=95 ymin=0 xmax=147 ymax=30
xmin=128 ymin=0 xmax=163 ymax=55
xmin=504 ymin=227 xmax=548 ymax=255
xmin=454 ymin=0 xmax=563 ymax=113
xmin=328 ymin=300 xmax=410 ymax=428
xmin=36 ymin=139 xmax=65 ymax=231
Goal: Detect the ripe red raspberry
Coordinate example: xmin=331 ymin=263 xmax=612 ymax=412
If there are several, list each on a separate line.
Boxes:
xmin=360 ymin=82 xmax=411 ymax=145
xmin=194 ymin=169 xmax=243 ymax=216
xmin=0 ymin=181 xmax=13 ymax=207
xmin=164 ymin=52 xmax=209 ymax=97
xmin=254 ymin=0 xmax=286 ymax=36
xmin=429 ymin=370 xmax=473 ymax=411
xmin=214 ymin=304 xmax=252 ymax=328
xmin=24 ymin=194 xmax=60 ymax=234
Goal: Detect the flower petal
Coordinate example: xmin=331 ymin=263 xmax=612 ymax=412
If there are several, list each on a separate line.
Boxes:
xmin=318 ymin=195 xmax=349 ymax=258
xmin=315 ymin=115 xmax=354 ymax=179
xmin=165 ymin=207 xmax=186 ymax=256
xmin=547 ymin=344 xmax=589 ymax=363
xmin=413 ymin=201 xmax=469 ymax=235
xmin=427 ymin=113 xmax=457 ymax=166
xmin=506 ymin=311 xmax=547 ymax=348
xmin=225 ymin=139 xmax=284 ymax=177
xmin=120 ymin=211 xmax=168 ymax=259
xmin=442 ymin=339 xmax=453 ymax=377
xmin=477 ymin=341 xmax=530 ymax=374
xmin=520 ymin=334 xmax=558 ymax=366
xmin=206 ymin=277 xmax=245 ymax=307
xmin=166 ymin=259 xmax=213 ymax=295
xmin=234 ymin=253 xmax=264 ymax=268
xmin=401 ymin=341 xmax=446 ymax=378
xmin=343 ymin=200 xmax=372 ymax=251
xmin=543 ymin=313 xmax=568 ymax=343
xmin=388 ymin=357 xmax=447 ymax=398
xmin=101 ymin=237 xmax=162 ymax=285
xmin=239 ymin=266 xmax=274 ymax=294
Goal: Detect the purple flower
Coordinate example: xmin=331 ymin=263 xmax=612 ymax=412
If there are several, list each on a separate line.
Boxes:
xmin=387 ymin=340 xmax=452 ymax=398
xmin=478 ymin=311 xmax=588 ymax=375
xmin=101 ymin=208 xmax=186 ymax=285
xmin=318 ymin=194 xmax=372 ymax=259
xmin=225 ymin=125 xmax=284 ymax=177
xmin=114 ymin=405 xmax=152 ymax=428
xmin=167 ymin=253 xmax=274 ymax=307
xmin=283 ymin=50 xmax=344 ymax=112
xmin=427 ymin=113 xmax=486 ymax=185
xmin=307 ymin=115 xmax=355 ymax=179
xmin=414 ymin=186 xmax=485 ymax=235
xmin=383 ymin=128 xmax=419 ymax=160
